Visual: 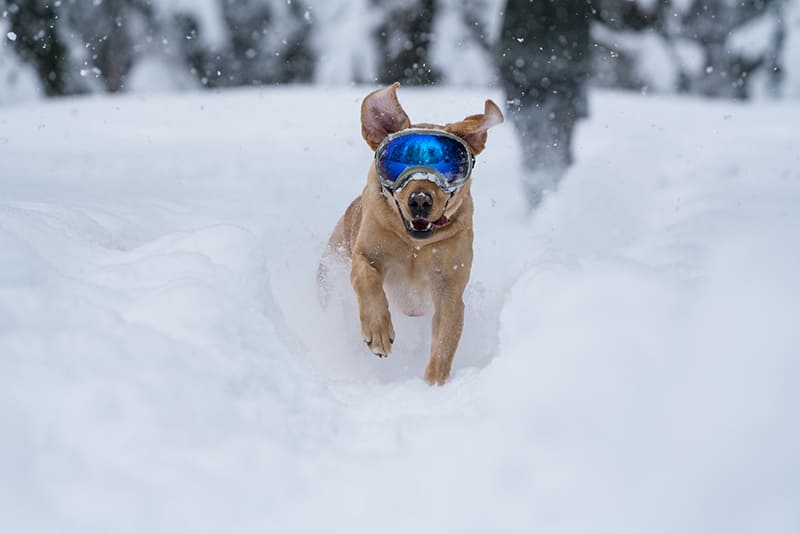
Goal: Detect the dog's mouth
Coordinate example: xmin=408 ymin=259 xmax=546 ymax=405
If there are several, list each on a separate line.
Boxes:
xmin=405 ymin=215 xmax=450 ymax=238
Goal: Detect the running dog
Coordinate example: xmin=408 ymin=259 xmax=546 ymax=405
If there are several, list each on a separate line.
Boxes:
xmin=320 ymin=83 xmax=503 ymax=385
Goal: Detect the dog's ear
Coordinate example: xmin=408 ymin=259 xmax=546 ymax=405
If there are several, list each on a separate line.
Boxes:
xmin=445 ymin=99 xmax=504 ymax=155
xmin=361 ymin=82 xmax=411 ymax=151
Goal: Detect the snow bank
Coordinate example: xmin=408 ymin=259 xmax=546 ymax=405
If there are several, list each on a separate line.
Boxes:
xmin=0 ymin=88 xmax=798 ymax=533
xmin=494 ymin=94 xmax=800 ymax=531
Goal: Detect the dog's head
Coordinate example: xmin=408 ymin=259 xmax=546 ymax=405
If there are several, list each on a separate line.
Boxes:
xmin=361 ymin=83 xmax=503 ymax=240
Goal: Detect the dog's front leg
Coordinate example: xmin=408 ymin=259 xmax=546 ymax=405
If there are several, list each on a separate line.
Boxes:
xmin=424 ymin=284 xmax=467 ymax=386
xmin=351 ymin=253 xmax=395 ymax=358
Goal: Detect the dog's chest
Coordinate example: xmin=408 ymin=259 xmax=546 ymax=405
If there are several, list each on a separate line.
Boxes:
xmin=384 ymin=265 xmax=432 ymax=317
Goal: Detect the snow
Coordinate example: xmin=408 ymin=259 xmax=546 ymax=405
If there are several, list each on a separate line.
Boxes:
xmin=0 ymin=19 xmax=40 ymax=105
xmin=1 ymin=87 xmax=799 ymax=533
xmin=673 ymin=37 xmax=705 ymax=77
xmin=592 ymin=25 xmax=679 ymax=92
xmin=150 ymin=0 xmax=227 ymax=47
xmin=309 ymin=0 xmax=378 ymax=84
xmin=727 ymin=7 xmax=780 ymax=62
xmin=430 ymin=0 xmax=498 ymax=87
xmin=784 ymin=0 xmax=800 ymax=97
xmin=125 ymin=56 xmax=198 ymax=93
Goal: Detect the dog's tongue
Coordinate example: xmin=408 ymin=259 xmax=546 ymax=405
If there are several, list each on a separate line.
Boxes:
xmin=410 ymin=216 xmax=449 ymax=232
xmin=431 ymin=215 xmax=449 ymax=228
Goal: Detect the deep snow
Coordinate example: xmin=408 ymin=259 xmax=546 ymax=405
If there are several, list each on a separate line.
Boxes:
xmin=1 ymin=88 xmax=799 ymax=533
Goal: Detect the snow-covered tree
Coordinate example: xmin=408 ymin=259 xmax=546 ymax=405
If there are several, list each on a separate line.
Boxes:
xmin=0 ymin=3 xmax=40 ymax=103
xmin=63 ymin=0 xmax=154 ymax=92
xmin=139 ymin=0 xmax=314 ymax=88
xmin=592 ymin=0 xmax=785 ymax=99
xmin=1 ymin=0 xmax=799 ymax=100
xmin=5 ymin=0 xmax=84 ymax=95
xmin=307 ymin=0 xmax=378 ymax=84
xmin=430 ymin=0 xmax=502 ymax=86
xmin=783 ymin=0 xmax=800 ymax=96
xmin=4 ymin=0 xmax=160 ymax=94
xmin=371 ymin=0 xmax=440 ymax=85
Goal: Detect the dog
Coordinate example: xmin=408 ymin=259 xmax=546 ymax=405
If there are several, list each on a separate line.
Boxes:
xmin=320 ymin=83 xmax=503 ymax=385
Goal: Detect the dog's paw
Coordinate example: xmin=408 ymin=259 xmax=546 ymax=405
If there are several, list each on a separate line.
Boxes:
xmin=423 ymin=357 xmax=450 ymax=386
xmin=360 ymin=311 xmax=395 ymax=358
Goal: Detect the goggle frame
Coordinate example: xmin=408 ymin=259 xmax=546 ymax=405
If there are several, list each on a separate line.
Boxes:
xmin=374 ymin=128 xmax=475 ymax=194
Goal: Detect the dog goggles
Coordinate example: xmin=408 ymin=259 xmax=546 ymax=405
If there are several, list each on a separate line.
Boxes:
xmin=375 ymin=129 xmax=474 ymax=193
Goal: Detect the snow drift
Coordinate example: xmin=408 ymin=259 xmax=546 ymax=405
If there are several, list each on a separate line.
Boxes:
xmin=0 ymin=88 xmax=798 ymax=533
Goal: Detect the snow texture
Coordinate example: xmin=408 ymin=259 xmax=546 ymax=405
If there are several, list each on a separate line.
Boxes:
xmin=1 ymin=88 xmax=799 ymax=533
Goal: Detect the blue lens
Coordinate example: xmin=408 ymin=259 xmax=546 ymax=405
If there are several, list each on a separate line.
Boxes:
xmin=378 ymin=133 xmax=471 ymax=184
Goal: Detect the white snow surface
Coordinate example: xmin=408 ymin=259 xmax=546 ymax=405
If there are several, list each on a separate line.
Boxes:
xmin=1 ymin=88 xmax=799 ymax=533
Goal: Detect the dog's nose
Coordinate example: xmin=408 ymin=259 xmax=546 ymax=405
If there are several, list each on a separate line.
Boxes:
xmin=408 ymin=191 xmax=433 ymax=218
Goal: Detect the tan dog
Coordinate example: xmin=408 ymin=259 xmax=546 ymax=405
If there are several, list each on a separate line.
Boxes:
xmin=320 ymin=83 xmax=503 ymax=385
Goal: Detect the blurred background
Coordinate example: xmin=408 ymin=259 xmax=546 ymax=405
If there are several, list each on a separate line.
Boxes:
xmin=1 ymin=0 xmax=798 ymax=104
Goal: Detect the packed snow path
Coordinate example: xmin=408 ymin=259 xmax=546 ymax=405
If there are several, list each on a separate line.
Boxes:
xmin=1 ymin=88 xmax=798 ymax=533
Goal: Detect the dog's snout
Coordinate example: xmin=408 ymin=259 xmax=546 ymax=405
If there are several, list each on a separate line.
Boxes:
xmin=408 ymin=191 xmax=433 ymax=217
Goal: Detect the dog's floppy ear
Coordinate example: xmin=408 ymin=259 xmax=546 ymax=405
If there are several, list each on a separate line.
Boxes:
xmin=361 ymin=82 xmax=411 ymax=151
xmin=445 ymin=99 xmax=504 ymax=155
